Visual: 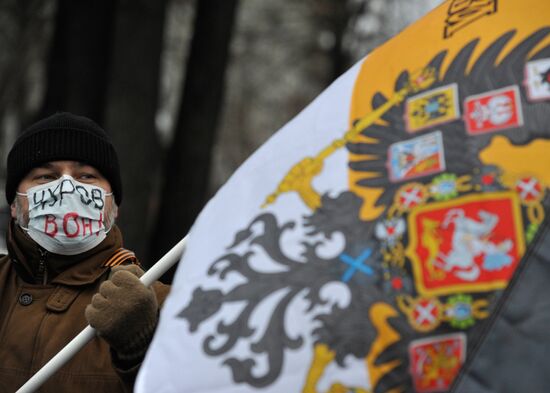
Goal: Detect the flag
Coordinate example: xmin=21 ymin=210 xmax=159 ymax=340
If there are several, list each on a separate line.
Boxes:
xmin=137 ymin=1 xmax=550 ymax=392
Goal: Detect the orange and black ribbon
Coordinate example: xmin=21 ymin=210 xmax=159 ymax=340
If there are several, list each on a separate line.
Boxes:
xmin=102 ymin=248 xmax=138 ymax=267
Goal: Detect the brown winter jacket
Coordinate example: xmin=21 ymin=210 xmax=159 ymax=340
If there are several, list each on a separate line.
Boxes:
xmin=0 ymin=221 xmax=170 ymax=393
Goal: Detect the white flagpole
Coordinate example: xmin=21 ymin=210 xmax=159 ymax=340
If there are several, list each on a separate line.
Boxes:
xmin=16 ymin=235 xmax=189 ymax=393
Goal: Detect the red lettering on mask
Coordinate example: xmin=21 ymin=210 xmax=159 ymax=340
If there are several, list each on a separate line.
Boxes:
xmin=44 ymin=215 xmax=58 ymax=237
xmin=63 ymin=212 xmax=80 ymax=238
xmin=81 ymin=217 xmax=93 ymax=236
xmin=97 ymin=212 xmax=103 ymax=235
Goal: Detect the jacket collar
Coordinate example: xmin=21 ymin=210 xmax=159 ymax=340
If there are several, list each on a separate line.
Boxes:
xmin=7 ymin=220 xmax=124 ymax=286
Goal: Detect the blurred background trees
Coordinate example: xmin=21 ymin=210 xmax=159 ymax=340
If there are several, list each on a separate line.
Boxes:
xmin=0 ymin=0 xmax=440 ymax=280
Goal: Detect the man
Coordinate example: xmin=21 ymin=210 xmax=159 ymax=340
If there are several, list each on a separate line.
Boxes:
xmin=0 ymin=112 xmax=169 ymax=392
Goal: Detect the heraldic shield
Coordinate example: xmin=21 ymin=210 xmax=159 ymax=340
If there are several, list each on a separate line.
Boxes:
xmin=138 ymin=1 xmax=550 ymax=393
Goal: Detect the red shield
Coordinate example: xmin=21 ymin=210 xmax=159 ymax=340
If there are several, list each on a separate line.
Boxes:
xmin=407 ymin=192 xmax=525 ymax=296
xmin=409 ymin=333 xmax=466 ymax=392
xmin=464 ymin=85 xmax=523 ymax=134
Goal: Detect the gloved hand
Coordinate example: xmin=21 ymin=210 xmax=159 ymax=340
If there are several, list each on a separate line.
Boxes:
xmin=85 ymin=264 xmax=158 ymax=365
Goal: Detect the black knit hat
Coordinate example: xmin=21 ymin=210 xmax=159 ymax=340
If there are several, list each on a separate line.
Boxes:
xmin=6 ymin=112 xmax=122 ymax=205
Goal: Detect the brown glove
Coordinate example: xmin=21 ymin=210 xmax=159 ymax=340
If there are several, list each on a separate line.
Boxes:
xmin=85 ymin=264 xmax=158 ymax=364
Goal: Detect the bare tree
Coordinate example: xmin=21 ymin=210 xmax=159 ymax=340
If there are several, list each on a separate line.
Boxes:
xmin=39 ymin=0 xmax=115 ymax=122
xmin=210 ymin=0 xmax=333 ymax=193
xmin=0 ymin=0 xmax=55 ymax=151
xmin=150 ymin=0 xmax=240 ymax=274
xmin=105 ymin=0 xmax=167 ymax=261
xmin=0 ymin=0 xmax=55 ymax=252
xmin=312 ymin=0 xmax=355 ymax=83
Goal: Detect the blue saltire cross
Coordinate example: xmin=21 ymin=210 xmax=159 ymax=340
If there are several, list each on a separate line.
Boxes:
xmin=339 ymin=248 xmax=374 ymax=282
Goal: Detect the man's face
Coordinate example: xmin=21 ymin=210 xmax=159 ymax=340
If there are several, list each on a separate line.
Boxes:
xmin=11 ymin=160 xmax=117 ymax=226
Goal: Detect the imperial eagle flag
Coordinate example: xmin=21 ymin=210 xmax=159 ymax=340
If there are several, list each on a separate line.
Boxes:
xmin=137 ymin=1 xmax=550 ymax=392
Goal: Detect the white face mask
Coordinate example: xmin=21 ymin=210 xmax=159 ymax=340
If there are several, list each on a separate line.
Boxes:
xmin=16 ymin=175 xmax=113 ymax=255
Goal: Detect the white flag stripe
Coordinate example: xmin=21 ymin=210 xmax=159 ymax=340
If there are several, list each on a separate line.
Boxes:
xmin=136 ymin=61 xmax=363 ymax=393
